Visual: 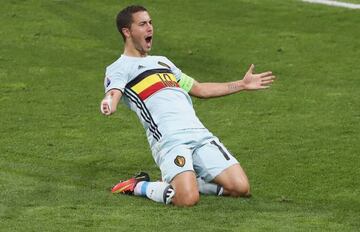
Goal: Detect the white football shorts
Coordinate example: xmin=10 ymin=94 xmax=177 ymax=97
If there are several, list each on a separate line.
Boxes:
xmin=151 ymin=129 xmax=239 ymax=183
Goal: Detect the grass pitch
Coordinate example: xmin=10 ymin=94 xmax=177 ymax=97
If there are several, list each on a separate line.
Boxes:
xmin=1 ymin=0 xmax=359 ymax=231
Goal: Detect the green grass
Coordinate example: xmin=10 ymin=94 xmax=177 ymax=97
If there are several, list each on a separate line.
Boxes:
xmin=1 ymin=0 xmax=359 ymax=231
xmin=336 ymin=0 xmax=360 ymax=4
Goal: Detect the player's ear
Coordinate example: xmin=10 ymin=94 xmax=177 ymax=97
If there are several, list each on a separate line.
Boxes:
xmin=122 ymin=28 xmax=131 ymax=39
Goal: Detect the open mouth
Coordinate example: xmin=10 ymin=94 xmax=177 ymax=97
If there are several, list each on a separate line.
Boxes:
xmin=145 ymin=36 xmax=152 ymax=43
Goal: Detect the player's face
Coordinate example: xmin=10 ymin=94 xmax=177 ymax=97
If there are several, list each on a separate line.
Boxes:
xmin=128 ymin=11 xmax=153 ymax=56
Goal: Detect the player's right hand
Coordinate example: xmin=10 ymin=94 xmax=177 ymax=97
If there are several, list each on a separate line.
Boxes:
xmin=100 ymin=96 xmax=112 ymax=116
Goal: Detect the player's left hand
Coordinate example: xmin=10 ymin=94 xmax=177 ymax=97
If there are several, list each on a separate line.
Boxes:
xmin=242 ymin=64 xmax=276 ymax=90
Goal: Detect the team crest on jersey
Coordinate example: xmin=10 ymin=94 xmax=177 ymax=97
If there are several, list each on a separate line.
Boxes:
xmin=174 ymin=155 xmax=186 ymax=167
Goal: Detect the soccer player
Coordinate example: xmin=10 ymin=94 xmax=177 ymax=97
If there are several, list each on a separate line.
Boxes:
xmin=100 ymin=5 xmax=275 ymax=206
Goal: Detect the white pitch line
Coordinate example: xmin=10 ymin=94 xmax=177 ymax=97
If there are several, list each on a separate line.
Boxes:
xmin=302 ymin=0 xmax=360 ymax=9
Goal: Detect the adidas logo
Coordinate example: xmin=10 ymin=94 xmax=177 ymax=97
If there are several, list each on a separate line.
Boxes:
xmin=163 ymin=185 xmax=175 ymax=205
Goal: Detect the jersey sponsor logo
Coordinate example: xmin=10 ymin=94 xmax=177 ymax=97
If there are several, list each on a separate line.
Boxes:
xmin=174 ymin=155 xmax=186 ymax=167
xmin=126 ymin=69 xmax=179 ymax=101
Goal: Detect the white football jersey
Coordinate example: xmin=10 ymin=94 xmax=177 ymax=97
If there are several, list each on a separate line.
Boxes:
xmin=104 ymin=55 xmax=205 ymax=148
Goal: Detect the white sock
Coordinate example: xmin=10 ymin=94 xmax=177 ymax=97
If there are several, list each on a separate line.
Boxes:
xmin=134 ymin=181 xmax=175 ymax=204
xmin=197 ymin=177 xmax=223 ymax=196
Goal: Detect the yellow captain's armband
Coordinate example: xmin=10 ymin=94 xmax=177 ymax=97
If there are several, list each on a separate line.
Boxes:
xmin=178 ymin=73 xmax=194 ymax=92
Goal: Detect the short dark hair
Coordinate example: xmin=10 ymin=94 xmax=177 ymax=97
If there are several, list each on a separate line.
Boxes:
xmin=116 ymin=5 xmax=148 ymax=41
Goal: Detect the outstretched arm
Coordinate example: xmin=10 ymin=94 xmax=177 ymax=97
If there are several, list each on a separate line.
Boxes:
xmin=100 ymin=89 xmax=122 ymax=116
xmin=189 ymin=64 xmax=275 ymax=99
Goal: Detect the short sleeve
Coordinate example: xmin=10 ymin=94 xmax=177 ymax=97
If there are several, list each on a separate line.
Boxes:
xmin=162 ymin=57 xmax=182 ymax=81
xmin=104 ymin=69 xmax=128 ymax=93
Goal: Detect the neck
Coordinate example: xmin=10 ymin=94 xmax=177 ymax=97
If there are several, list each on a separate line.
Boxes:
xmin=124 ymin=42 xmax=147 ymax=57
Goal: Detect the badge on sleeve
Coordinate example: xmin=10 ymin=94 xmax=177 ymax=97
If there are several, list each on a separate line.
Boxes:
xmin=105 ymin=77 xmax=111 ymax=87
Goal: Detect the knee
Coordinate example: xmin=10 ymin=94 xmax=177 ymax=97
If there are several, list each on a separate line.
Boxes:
xmin=226 ymin=181 xmax=251 ymax=197
xmin=173 ymin=190 xmax=200 ymax=207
